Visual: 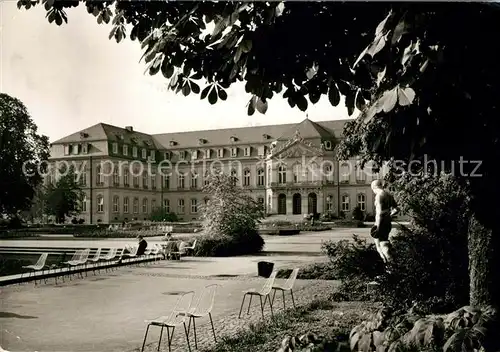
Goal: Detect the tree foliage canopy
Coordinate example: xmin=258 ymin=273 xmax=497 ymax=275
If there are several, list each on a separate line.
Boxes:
xmin=44 ymin=166 xmax=84 ymax=223
xmin=0 ymin=93 xmax=49 ymax=215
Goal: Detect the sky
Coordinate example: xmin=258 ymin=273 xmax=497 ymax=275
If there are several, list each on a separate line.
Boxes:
xmin=1 ymin=1 xmax=354 ymax=143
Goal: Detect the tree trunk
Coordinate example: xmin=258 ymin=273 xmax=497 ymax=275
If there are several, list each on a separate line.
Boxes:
xmin=468 ymin=214 xmax=500 ymax=308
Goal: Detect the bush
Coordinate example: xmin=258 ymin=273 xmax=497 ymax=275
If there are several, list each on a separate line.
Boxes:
xmin=71 ymin=217 xmax=78 ymax=224
xmin=322 ymin=235 xmax=385 ymax=300
xmin=350 ymin=305 xmax=499 ymax=352
xmin=352 ymin=206 xmax=364 ymax=221
xmin=195 ymin=171 xmax=265 ymax=257
xmin=277 ymin=262 xmax=337 ymax=280
xmin=331 ymin=220 xmax=365 ymax=228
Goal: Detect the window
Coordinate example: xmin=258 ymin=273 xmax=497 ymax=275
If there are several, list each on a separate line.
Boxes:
xmin=112 ymin=143 xmax=118 ymax=154
xmin=133 ymin=198 xmax=139 ymax=213
xmin=113 ymin=166 xmax=120 ymax=186
xmin=231 ymin=148 xmax=237 ymax=157
xmin=97 ymin=195 xmax=104 ymax=213
xmin=163 ymin=199 xmax=170 ymax=213
xmin=123 ymin=197 xmax=129 ymax=213
xmin=82 ymin=143 xmax=88 ymax=154
xmin=205 ymin=149 xmax=211 ymax=159
xmin=258 ymin=146 xmax=265 ymax=156
xmin=293 ymin=163 xmax=301 ymax=182
xmin=180 ymin=151 xmax=186 ymax=160
xmin=357 ymin=193 xmax=366 ymax=211
xmin=96 ymin=165 xmax=103 ymax=185
xmin=151 ymin=175 xmax=156 ymax=189
xmin=191 ymin=172 xmax=198 ymax=188
xmin=230 ymin=169 xmax=238 ymax=185
xmin=113 ymin=196 xmax=119 ymax=213
xmin=204 ymin=171 xmax=210 ymax=186
xmin=257 ymin=168 xmax=265 ymax=186
xmin=142 ymin=172 xmax=148 ymax=188
xmin=72 ymin=145 xmax=79 ymax=155
xmin=79 ymin=166 xmax=87 ymax=186
xmin=142 ymin=149 xmax=147 ymax=159
xmin=133 ymin=171 xmax=140 ymax=188
xmin=164 ymin=152 xmax=171 ymax=160
xmin=204 ymin=197 xmax=210 ymax=205
xmin=356 ymin=167 xmax=366 ymax=183
xmin=324 ymin=140 xmax=332 ymax=150
xmin=218 ymin=149 xmax=224 ymax=158
xmin=81 ymin=194 xmax=87 ymax=212
xmin=278 ymin=165 xmax=287 ymax=184
xmin=244 ymin=147 xmax=251 ymax=156
xmin=151 ymin=199 xmax=156 ymax=211
xmin=243 ymin=169 xmax=251 ymax=186
xmin=340 ymin=163 xmax=350 ymax=183
xmin=178 ymin=173 xmax=185 ymax=189
xmin=163 ymin=175 xmax=170 ymax=189
xmin=324 ymin=164 xmax=334 ymax=181
xmin=123 ymin=145 xmax=128 ymax=156
xmin=326 ymin=195 xmax=334 ymax=212
xmin=192 ymin=150 xmax=198 ymax=160
xmin=132 ymin=147 xmax=138 ymax=158
xmin=341 ymin=194 xmax=350 ymax=212
xmin=191 ymin=198 xmax=198 ymax=213
xmin=124 ymin=167 xmax=129 ymax=186
xmin=178 ymin=199 xmax=185 ymax=214
xmin=64 ymin=145 xmax=70 ymax=155
xmin=142 ymin=198 xmax=148 ymax=213
xmin=150 ymin=150 xmax=155 ymax=161
xmin=310 ymin=162 xmax=319 ymax=181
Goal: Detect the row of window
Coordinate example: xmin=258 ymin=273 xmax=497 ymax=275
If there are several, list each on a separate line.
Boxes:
xmin=340 ymin=193 xmax=366 ymax=212
xmin=111 ymin=143 xmax=156 ymax=161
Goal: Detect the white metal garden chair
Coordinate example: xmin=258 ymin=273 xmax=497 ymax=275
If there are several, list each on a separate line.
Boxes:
xmin=271 ymin=268 xmax=299 ymax=309
xmin=238 ymin=271 xmax=277 ymax=319
xmin=99 ymin=248 xmax=117 ymax=272
xmin=77 ymin=248 xmax=91 ymax=278
xmin=178 ymin=284 xmax=219 ymax=349
xmin=21 ymin=253 xmax=49 ymax=285
xmin=141 ymin=291 xmax=194 ymax=352
xmin=170 ymin=241 xmax=188 ymax=260
xmin=87 ymin=248 xmax=102 ymax=275
xmin=63 ymin=249 xmax=83 ymax=279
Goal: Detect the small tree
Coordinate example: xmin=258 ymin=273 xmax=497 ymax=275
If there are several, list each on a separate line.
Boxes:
xmin=44 ymin=166 xmax=84 ymax=224
xmin=196 ymin=170 xmax=265 ymax=256
xmin=352 ymin=205 xmax=364 ymax=221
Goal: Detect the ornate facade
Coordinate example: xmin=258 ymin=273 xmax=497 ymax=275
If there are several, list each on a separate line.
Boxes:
xmin=47 ymin=118 xmax=379 ymax=224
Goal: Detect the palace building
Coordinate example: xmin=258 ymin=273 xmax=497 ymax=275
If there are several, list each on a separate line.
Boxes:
xmin=47 ymin=118 xmax=380 ymax=224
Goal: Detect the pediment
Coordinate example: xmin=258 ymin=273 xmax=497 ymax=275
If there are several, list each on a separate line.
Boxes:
xmin=269 ymin=139 xmax=324 ymax=159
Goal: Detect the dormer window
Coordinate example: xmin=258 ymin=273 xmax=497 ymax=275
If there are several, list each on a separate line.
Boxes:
xmin=263 ymin=134 xmax=270 ymax=140
xmin=80 ymin=132 xmax=89 ymax=138
xmin=230 ymin=136 xmax=238 ymax=142
xmin=199 ymin=138 xmax=207 ymax=145
xmin=169 ymin=141 xmax=177 ymax=147
xmin=231 ymin=147 xmax=238 ymax=157
xmin=324 ymin=140 xmax=333 ymax=150
xmin=131 ymin=137 xmax=138 ymax=144
xmin=144 ymin=140 xmax=152 ymax=147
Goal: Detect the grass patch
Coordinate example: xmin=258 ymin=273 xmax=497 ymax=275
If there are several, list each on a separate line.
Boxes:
xmin=202 ymin=295 xmax=377 ymax=352
xmin=277 ymin=262 xmax=336 ymax=280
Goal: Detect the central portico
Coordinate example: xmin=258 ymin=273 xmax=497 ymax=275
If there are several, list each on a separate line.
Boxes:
xmin=264 ymin=128 xmax=335 ymax=216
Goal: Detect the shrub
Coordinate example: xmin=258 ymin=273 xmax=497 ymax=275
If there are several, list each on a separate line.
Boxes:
xmin=352 ymin=206 xmax=364 ymax=221
xmin=322 ymin=235 xmax=385 ymax=300
xmin=71 ymin=217 xmax=78 ymax=224
xmin=350 ymin=305 xmax=499 ymax=352
xmin=78 ymin=218 xmax=84 ymax=224
xmin=277 ymin=263 xmax=337 ymax=280
xmin=195 ymin=171 xmax=265 ymax=257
